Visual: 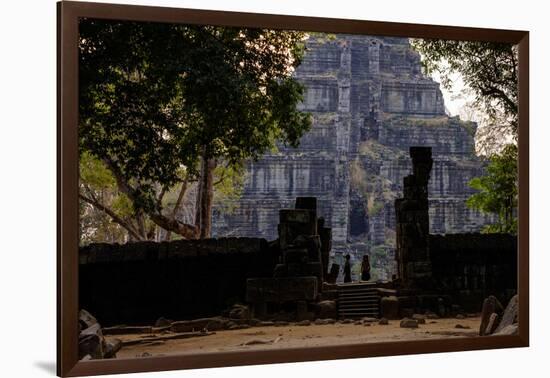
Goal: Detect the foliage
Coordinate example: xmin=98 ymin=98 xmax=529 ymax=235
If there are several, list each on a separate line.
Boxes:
xmin=411 ymin=39 xmax=518 ymax=154
xmin=412 ymin=39 xmax=519 ymax=233
xmin=367 ymin=201 xmax=384 ymax=217
xmin=79 ymin=151 xmax=149 ymax=244
xmin=80 ymin=153 xmax=249 ymax=244
xmin=212 ymin=162 xmax=246 ymax=214
xmin=349 ymin=160 xmax=368 ymax=194
xmin=308 ymin=32 xmax=338 ymax=43
xmin=78 ymin=19 xmax=311 ymax=239
xmin=466 ymin=144 xmax=518 ymax=234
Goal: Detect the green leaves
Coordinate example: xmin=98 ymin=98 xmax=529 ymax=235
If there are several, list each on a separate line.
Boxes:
xmin=411 ymin=39 xmax=518 ymax=146
xmin=79 ymin=151 xmax=116 ymax=188
xmin=411 ymin=38 xmax=519 ymax=234
xmin=78 ymin=19 xmax=311 ymax=238
xmin=466 ymin=144 xmax=518 ymax=234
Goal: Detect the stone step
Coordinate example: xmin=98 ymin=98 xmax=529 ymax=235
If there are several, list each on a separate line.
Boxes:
xmin=339 ymin=310 xmax=380 ymax=315
xmin=338 ymin=301 xmax=379 ymax=308
xmin=339 ymin=301 xmax=379 ymax=307
xmin=339 ymin=303 xmax=379 ymax=310
xmin=339 ymin=302 xmax=378 ymax=307
xmin=337 ymin=283 xmax=379 ymax=289
xmin=336 ymin=285 xmax=382 ymax=319
xmin=339 ymin=288 xmax=379 ymax=292
xmin=338 ymin=312 xmax=380 ymax=318
xmin=338 ymin=291 xmax=379 ymax=297
xmin=338 ymin=308 xmax=379 ymax=313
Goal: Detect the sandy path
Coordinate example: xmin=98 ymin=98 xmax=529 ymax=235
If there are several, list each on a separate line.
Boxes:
xmin=109 ymin=317 xmax=481 ymax=359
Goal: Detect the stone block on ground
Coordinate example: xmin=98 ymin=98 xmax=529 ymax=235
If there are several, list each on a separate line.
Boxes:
xmin=78 ymin=323 xmax=105 ymax=360
xmin=381 ymin=296 xmax=399 ymax=320
xmin=494 ymin=295 xmax=518 ymax=334
xmin=484 ymin=313 xmax=499 ymax=335
xmin=362 ymin=317 xmax=378 ymax=323
xmin=154 ymin=317 xmax=173 ymax=327
xmin=314 ymin=318 xmax=331 ymax=325
xmin=317 ymin=300 xmax=337 ymax=319
xmin=493 ymin=324 xmax=518 ymax=336
xmin=228 ymin=304 xmax=251 ymax=320
xmin=79 ymin=309 xmax=98 ymax=330
xmin=412 ymin=314 xmax=426 ymax=324
xmin=479 ymin=295 xmax=504 ymax=336
xmin=103 ymin=338 xmax=122 ymax=359
xmin=400 ymin=318 xmax=419 ymax=328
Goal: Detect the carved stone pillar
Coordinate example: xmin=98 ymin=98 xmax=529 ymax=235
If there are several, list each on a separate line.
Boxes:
xmin=395 ymin=147 xmax=433 ymax=289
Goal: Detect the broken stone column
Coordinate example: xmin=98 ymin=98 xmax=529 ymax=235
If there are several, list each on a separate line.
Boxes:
xmin=277 ymin=197 xmax=324 ymax=288
xmin=395 ymin=147 xmax=433 ymax=289
xmin=246 ymin=197 xmax=332 ymax=320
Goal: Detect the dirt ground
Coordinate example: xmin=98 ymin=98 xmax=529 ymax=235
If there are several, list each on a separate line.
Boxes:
xmin=109 ymin=316 xmax=481 ymax=359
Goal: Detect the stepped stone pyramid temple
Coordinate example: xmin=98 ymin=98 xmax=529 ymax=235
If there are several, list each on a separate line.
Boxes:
xmin=212 ymin=34 xmax=494 ymax=281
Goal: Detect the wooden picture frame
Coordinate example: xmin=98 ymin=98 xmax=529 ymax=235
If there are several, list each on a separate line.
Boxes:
xmin=57 ymin=1 xmax=529 ymax=376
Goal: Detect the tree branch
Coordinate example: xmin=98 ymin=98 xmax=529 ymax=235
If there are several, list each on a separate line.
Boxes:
xmin=79 ymin=193 xmax=144 ymax=241
xmin=149 ymin=212 xmax=199 ymax=239
xmin=165 ymin=177 xmax=190 ymax=241
xmin=102 ymin=157 xmax=199 ymax=239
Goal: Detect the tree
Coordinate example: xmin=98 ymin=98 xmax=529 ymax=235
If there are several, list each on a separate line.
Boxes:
xmin=411 ymin=39 xmax=518 ymax=154
xmin=411 ymin=39 xmax=519 ymax=233
xmin=79 ymin=20 xmax=311 ymax=240
xmin=466 ymin=144 xmax=518 ymax=234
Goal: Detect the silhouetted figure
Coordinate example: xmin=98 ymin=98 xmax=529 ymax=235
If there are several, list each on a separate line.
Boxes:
xmin=361 ymin=254 xmax=371 ymax=281
xmin=343 ymin=254 xmax=352 ymax=283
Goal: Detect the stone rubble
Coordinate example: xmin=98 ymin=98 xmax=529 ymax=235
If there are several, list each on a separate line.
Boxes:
xmin=78 ymin=309 xmax=122 ymax=360
xmin=478 ymin=295 xmax=519 ymax=337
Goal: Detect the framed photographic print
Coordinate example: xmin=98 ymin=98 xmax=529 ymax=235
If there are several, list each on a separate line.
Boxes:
xmin=57 ymin=1 xmax=529 ymax=376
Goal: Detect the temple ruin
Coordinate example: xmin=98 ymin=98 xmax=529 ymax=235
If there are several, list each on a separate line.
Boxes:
xmin=212 ymin=34 xmax=495 ymax=281
xmin=80 ymin=150 xmax=515 ymax=324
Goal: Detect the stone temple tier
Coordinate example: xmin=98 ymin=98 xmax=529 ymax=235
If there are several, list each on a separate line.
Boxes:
xmin=212 ymin=34 xmax=494 ymax=281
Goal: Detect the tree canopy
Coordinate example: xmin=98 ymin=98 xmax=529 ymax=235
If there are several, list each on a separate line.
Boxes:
xmin=411 ymin=39 xmax=518 ymax=154
xmin=412 ymin=39 xmax=519 ymax=234
xmin=79 ymin=19 xmax=311 ymax=241
xmin=466 ymin=144 xmax=518 ymax=234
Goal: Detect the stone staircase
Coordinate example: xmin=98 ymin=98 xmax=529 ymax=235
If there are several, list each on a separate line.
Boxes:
xmin=337 ymin=282 xmax=381 ymax=319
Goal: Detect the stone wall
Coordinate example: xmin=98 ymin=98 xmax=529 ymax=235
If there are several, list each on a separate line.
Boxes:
xmin=212 ymin=34 xmax=496 ymax=282
xmin=392 ymin=147 xmax=517 ymax=312
xmin=429 ymin=233 xmax=517 ymax=309
xmin=79 ymin=238 xmax=278 ymax=326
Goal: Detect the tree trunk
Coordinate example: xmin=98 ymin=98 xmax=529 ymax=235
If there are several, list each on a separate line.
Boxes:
xmin=149 ymin=213 xmax=199 ymax=239
xmin=79 ymin=193 xmax=146 ymax=241
xmin=165 ymin=178 xmax=189 ymax=241
xmin=199 ymin=157 xmax=216 ymax=239
xmin=102 ymin=157 xmax=199 ymax=239
xmin=194 ymin=156 xmax=205 ymax=231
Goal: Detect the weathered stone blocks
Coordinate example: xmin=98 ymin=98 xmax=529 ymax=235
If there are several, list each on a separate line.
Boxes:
xmin=246 ymin=277 xmax=318 ymax=303
xmin=395 ymin=147 xmax=434 ymax=289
